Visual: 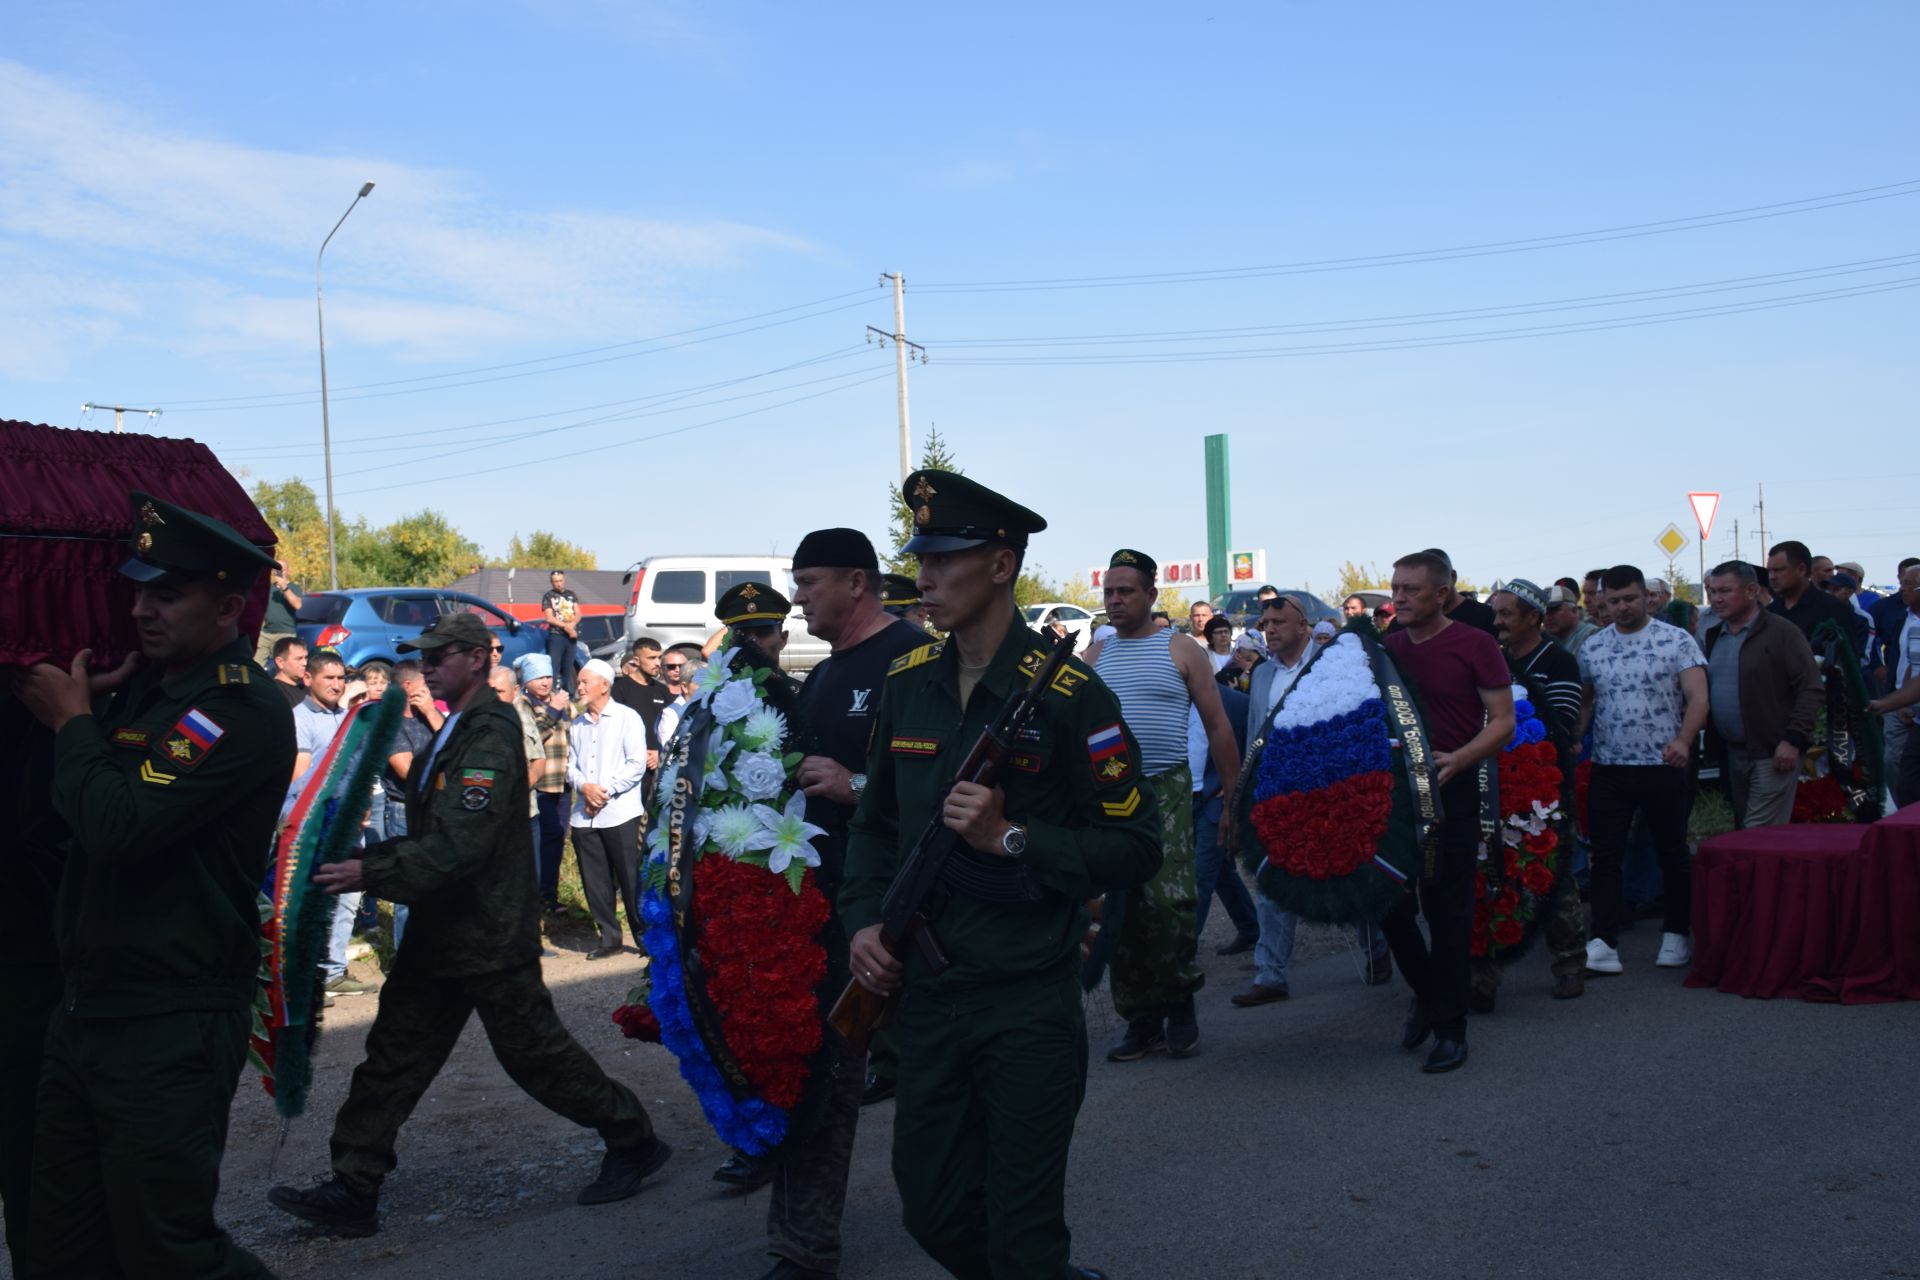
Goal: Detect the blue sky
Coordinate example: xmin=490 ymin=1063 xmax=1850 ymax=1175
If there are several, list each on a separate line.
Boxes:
xmin=4 ymin=2 xmax=1915 ymax=594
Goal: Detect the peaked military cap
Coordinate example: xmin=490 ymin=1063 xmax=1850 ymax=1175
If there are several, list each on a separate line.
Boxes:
xmin=881 ymin=573 xmax=922 ymax=607
xmin=1108 ymin=548 xmax=1158 ymax=581
xmin=397 ymin=612 xmax=495 ymax=652
xmin=119 ymin=490 xmax=275 ymax=588
xmin=716 ymin=581 xmax=791 ymax=627
xmin=901 ymin=469 xmax=1047 ymax=555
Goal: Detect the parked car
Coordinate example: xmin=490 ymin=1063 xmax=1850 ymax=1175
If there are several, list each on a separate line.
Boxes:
xmin=1208 ymin=587 xmax=1340 ymax=630
xmin=1023 ymin=602 xmax=1098 ymax=647
xmin=294 ymin=588 xmax=546 ymax=670
xmin=574 ymin=612 xmax=631 ymax=663
xmin=620 ymin=554 xmax=829 ymax=672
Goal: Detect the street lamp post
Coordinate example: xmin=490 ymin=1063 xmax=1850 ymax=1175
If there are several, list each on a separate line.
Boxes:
xmin=316 ymin=181 xmax=375 ymax=590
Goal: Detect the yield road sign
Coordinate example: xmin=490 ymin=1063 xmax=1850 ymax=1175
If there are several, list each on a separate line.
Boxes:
xmin=1655 ymin=523 xmax=1690 ymax=558
xmin=1687 ymin=492 xmax=1721 ymax=540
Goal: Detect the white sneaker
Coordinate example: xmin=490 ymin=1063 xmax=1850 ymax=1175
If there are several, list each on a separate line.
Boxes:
xmin=1584 ymin=938 xmax=1623 ymax=975
xmin=1656 ymin=932 xmax=1692 ymax=968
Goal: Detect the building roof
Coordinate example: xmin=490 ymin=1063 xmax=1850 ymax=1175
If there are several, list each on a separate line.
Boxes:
xmin=444 ymin=567 xmax=629 ymax=608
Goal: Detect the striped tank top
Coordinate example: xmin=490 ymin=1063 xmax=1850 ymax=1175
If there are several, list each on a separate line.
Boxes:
xmin=1092 ymin=628 xmax=1188 ymax=776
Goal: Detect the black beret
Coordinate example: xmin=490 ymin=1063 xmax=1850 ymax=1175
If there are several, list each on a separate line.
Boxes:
xmin=793 ymin=527 xmax=880 ymax=576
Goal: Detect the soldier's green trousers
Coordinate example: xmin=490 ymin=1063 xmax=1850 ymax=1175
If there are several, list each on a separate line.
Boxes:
xmin=29 ymin=1005 xmax=271 ymax=1278
xmin=330 ymin=961 xmax=653 ymax=1197
xmin=1109 ymin=764 xmax=1200 ymax=1023
xmin=1472 ymin=845 xmax=1589 ymax=1000
xmin=1 ymin=964 xmax=60 ymax=1274
xmin=893 ymin=970 xmax=1087 ymax=1280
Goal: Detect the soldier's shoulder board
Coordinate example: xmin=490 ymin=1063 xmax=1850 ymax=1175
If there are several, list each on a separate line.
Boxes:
xmin=215 ymin=663 xmax=252 ymax=686
xmin=888 ymin=641 xmax=944 ymax=677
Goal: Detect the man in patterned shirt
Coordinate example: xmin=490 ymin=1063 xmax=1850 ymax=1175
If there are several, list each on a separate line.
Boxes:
xmin=1577 ymin=565 xmax=1708 ymax=976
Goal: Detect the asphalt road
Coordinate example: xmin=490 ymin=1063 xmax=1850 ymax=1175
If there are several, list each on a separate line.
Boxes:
xmin=130 ymin=913 xmax=1912 ymax=1280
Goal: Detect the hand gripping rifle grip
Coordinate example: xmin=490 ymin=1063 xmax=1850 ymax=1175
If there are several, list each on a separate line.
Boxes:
xmin=827 ymin=926 xmax=901 ymax=1054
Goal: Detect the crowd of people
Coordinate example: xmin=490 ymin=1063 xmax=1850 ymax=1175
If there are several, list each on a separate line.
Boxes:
xmin=7 ymin=475 xmax=1916 ymax=1280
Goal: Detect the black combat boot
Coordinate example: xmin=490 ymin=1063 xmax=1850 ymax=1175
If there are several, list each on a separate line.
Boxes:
xmin=267 ymin=1176 xmax=379 ymax=1237
xmin=1105 ymin=1017 xmax=1166 ymax=1062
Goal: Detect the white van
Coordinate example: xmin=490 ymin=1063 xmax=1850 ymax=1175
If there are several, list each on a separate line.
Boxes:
xmin=620 ymin=554 xmax=829 ymax=672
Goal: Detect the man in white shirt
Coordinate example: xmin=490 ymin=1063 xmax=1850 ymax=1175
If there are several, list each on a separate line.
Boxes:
xmin=566 ymin=659 xmax=649 ymax=960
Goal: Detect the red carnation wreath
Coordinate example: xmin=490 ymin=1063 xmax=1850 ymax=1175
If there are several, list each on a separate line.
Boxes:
xmin=1473 ymin=737 xmax=1565 ymax=961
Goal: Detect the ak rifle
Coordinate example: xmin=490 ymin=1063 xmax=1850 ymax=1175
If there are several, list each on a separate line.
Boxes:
xmin=828 ymin=626 xmax=1079 ymax=1052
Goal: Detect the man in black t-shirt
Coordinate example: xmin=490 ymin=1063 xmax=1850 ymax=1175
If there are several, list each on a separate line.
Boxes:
xmin=610 ymin=639 xmax=673 ymax=771
xmin=541 ymin=570 xmax=582 ymax=695
xmin=1421 ymin=546 xmax=1499 ymax=637
xmin=726 ymin=528 xmax=925 ymax=1278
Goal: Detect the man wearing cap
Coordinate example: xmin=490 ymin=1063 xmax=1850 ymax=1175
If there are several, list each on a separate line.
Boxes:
xmin=268 ymin=613 xmax=669 ymax=1235
xmin=1477 ymin=580 xmax=1588 ymax=1009
xmin=568 ymin=657 xmax=650 ymax=961
xmin=1543 ymin=584 xmax=1598 ymax=655
xmin=716 ymin=581 xmax=797 ymax=668
xmin=725 ymin=529 xmax=931 ymax=1277
xmin=514 ymin=652 xmax=575 ymax=913
xmin=843 ymin=470 xmax=1160 ymax=1280
xmin=1084 ymin=547 xmax=1240 ymax=1062
xmin=11 ymin=491 xmax=294 ymax=1277
xmin=882 ymin=572 xmax=933 ymax=631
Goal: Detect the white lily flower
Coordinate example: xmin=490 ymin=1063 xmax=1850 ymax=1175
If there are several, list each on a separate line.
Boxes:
xmin=693 ymin=649 xmax=737 ymax=703
xmin=752 ymin=791 xmax=826 ymax=875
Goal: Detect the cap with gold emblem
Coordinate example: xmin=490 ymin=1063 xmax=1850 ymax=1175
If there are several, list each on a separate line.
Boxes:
xmin=900 ymin=469 xmax=1047 ymax=555
xmin=396 ymin=612 xmax=496 ymax=653
xmin=119 ymin=489 xmax=276 ymax=588
xmin=716 ymin=581 xmax=792 ymax=627
xmin=881 ymin=573 xmax=922 ymax=608
xmin=1107 ymin=548 xmax=1158 ymax=582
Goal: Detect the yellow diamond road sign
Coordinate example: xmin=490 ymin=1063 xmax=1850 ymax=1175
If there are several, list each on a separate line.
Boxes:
xmin=1655 ymin=523 xmax=1689 ymax=558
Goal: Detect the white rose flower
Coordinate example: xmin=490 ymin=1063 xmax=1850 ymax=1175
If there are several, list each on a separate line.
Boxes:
xmin=738 ymin=706 xmax=788 ymax=752
xmin=710 ymin=678 xmax=760 ymax=725
xmin=732 ymin=750 xmax=787 ymax=802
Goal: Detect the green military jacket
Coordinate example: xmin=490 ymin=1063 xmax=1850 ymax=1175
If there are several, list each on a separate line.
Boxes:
xmin=840 ymin=619 xmax=1161 ymax=995
xmin=50 ymin=636 xmax=294 ymax=1017
xmin=361 ymin=694 xmax=541 ymax=978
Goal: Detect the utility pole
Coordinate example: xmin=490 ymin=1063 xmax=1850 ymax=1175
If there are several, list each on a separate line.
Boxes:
xmin=867 ymin=272 xmax=925 ymax=483
xmin=1732 ymin=518 xmax=1741 ymax=565
xmin=80 ymin=403 xmax=162 ymax=434
xmin=1755 ymin=483 xmax=1769 ymax=561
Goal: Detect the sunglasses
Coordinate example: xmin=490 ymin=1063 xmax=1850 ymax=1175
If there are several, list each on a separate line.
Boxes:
xmin=663 ymin=662 xmax=686 ymax=672
xmin=422 ymin=645 xmax=482 ymax=668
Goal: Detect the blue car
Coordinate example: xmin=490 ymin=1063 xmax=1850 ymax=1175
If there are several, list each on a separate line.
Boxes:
xmin=293 ymin=588 xmax=547 ymax=670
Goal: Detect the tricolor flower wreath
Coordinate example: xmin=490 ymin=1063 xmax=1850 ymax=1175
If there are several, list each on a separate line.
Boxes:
xmin=612 ymin=646 xmax=834 ymax=1157
xmin=1472 ymin=685 xmax=1565 ymax=962
xmin=1237 ymin=625 xmax=1427 ymax=924
xmin=1795 ymin=618 xmax=1885 ymax=824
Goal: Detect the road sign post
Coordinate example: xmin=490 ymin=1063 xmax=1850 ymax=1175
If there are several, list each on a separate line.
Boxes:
xmin=1687 ymin=492 xmax=1721 ymax=603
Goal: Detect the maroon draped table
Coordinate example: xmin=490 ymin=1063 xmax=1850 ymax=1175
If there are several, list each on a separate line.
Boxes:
xmin=1687 ymin=806 xmax=1920 ymax=1003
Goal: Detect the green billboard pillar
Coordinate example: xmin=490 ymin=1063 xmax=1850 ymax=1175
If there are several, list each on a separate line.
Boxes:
xmin=1204 ymin=434 xmax=1230 ymax=603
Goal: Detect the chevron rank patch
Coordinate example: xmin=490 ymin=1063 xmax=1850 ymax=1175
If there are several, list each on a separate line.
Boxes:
xmin=156 ymin=707 xmax=224 ymax=771
xmin=139 ymin=760 xmax=177 ymax=786
xmin=1100 ymin=786 xmax=1142 ymax=819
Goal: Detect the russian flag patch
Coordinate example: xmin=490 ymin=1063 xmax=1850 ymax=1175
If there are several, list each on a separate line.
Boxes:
xmin=1086 ymin=723 xmax=1126 ymax=763
xmin=156 ymin=707 xmax=225 ymax=771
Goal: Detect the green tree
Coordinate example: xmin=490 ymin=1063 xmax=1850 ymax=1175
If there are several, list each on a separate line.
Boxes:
xmin=348 ymin=509 xmax=480 ymax=587
xmin=495 ymin=531 xmax=598 ymax=570
xmin=1333 ymin=560 xmax=1392 ymax=599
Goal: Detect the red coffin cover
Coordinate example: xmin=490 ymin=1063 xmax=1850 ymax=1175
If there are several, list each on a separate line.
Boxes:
xmin=0 ymin=419 xmax=275 ymax=668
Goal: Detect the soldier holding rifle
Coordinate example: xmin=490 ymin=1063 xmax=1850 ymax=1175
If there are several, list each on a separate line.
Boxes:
xmin=839 ymin=471 xmax=1161 ymax=1280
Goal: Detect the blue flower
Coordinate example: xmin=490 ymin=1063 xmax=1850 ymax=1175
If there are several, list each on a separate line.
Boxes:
xmin=1254 ymin=702 xmax=1393 ymax=800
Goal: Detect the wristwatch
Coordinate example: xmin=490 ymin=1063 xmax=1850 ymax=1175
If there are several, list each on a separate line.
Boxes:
xmin=849 ymin=772 xmax=868 ymax=804
xmin=1000 ymin=822 xmax=1028 ymax=859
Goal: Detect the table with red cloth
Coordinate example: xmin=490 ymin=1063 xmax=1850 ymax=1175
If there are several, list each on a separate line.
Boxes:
xmin=1687 ymin=805 xmax=1920 ymax=1003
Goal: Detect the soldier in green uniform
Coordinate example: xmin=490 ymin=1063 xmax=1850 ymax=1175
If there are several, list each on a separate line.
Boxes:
xmin=267 ymin=611 xmax=670 ymax=1237
xmin=9 ymin=491 xmax=293 ymax=1277
xmin=716 ymin=581 xmax=797 ymax=670
xmin=881 ymin=572 xmax=933 ymax=631
xmin=841 ymin=470 xmax=1162 ymax=1280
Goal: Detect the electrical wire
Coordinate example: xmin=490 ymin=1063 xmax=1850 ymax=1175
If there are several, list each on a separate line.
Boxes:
xmin=330 ymin=369 xmax=896 ymax=497
xmin=914 ymin=179 xmax=1920 ymax=293
xmin=934 ymin=276 xmax=1920 ymax=366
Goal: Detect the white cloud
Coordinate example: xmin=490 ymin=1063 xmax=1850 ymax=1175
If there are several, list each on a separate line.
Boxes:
xmin=0 ymin=60 xmax=814 ymax=371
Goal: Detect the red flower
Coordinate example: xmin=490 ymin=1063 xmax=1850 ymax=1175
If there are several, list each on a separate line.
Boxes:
xmin=1523 ymin=830 xmax=1558 ymax=855
xmin=1249 ymin=771 xmax=1395 ymax=881
xmin=1791 ymin=775 xmax=1848 ymax=824
xmin=1520 ymin=862 xmax=1556 ymax=896
xmin=1492 ymin=919 xmax=1524 ymax=946
xmin=1493 ymin=888 xmax=1521 ymax=917
xmin=613 ymin=1003 xmax=662 ymax=1042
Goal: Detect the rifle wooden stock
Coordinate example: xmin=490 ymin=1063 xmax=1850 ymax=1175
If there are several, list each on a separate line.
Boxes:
xmin=828 ymin=927 xmax=901 ymax=1053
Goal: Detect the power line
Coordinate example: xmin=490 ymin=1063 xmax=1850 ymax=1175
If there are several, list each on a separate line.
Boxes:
xmin=934 ymin=275 xmax=1920 ymax=366
xmin=333 ymin=370 xmax=896 ymax=497
xmin=922 ymin=253 xmax=1920 ymax=348
xmin=914 ymin=178 xmax=1920 ymax=294
xmin=150 ymin=289 xmax=886 ymax=411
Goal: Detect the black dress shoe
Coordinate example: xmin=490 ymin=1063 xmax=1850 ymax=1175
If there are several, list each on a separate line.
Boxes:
xmin=860 ymin=1073 xmax=895 ymax=1106
xmin=1106 ymin=1017 xmax=1166 ymax=1062
xmin=756 ymin=1259 xmax=835 ymax=1280
xmin=1215 ymin=932 xmax=1257 ymax=956
xmin=1166 ymin=996 xmax=1200 ymax=1058
xmin=1421 ymin=1038 xmax=1469 ymax=1073
xmin=578 ymin=1138 xmax=673 ymax=1205
xmin=712 ymin=1149 xmax=776 ymax=1191
xmin=267 ymin=1176 xmax=379 ymax=1237
xmin=585 ymin=946 xmax=621 ymax=961
xmin=1399 ymin=997 xmax=1431 ymax=1051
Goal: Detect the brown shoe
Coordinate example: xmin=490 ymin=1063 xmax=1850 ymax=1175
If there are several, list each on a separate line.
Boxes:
xmin=1230 ymin=982 xmax=1290 ymax=1007
xmin=1551 ymin=973 xmax=1585 ymax=1000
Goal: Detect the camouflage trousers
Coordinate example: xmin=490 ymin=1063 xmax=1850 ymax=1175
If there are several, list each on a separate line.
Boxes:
xmin=766 ymin=1034 xmax=864 ymax=1271
xmin=1110 ymin=764 xmax=1202 ymax=1023
xmin=1473 ymin=842 xmax=1589 ymax=998
xmin=331 ymin=961 xmax=653 ymax=1196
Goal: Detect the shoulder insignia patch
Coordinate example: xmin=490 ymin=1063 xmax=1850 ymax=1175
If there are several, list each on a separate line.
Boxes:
xmin=1049 ymin=666 xmax=1088 ymax=698
xmin=139 ymin=760 xmax=177 ymax=787
xmin=1096 ymin=753 xmax=1134 ymax=783
xmin=155 ymin=708 xmax=225 ymax=771
xmin=889 ymin=641 xmax=944 ymax=677
xmin=110 ymin=727 xmax=151 ymax=750
xmin=216 ymin=664 xmax=252 ymax=685
xmin=1100 ymin=786 xmax=1142 ymax=819
xmin=1016 ymin=647 xmax=1051 ymax=679
xmin=890 ymin=734 xmax=940 ymax=757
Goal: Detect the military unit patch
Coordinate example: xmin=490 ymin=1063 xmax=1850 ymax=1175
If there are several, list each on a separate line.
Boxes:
xmin=1100 ymin=786 xmax=1143 ymax=819
xmin=460 ymin=768 xmax=496 ymax=811
xmin=156 ymin=707 xmax=225 ymax=771
xmin=888 ymin=641 xmax=945 ymax=677
xmin=110 ymin=727 xmax=151 ymax=749
xmin=1096 ymin=754 xmax=1133 ymax=783
xmin=890 ymin=735 xmax=940 ymax=757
